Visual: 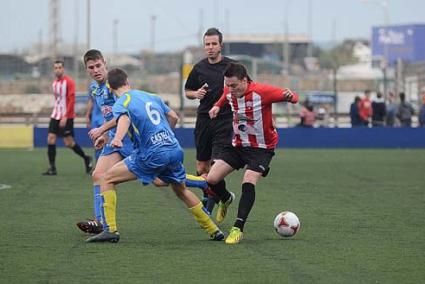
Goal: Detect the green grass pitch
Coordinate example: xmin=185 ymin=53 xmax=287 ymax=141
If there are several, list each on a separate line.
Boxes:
xmin=0 ymin=148 xmax=424 ymax=283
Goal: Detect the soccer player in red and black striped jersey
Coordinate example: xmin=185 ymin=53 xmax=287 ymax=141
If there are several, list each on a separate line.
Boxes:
xmin=207 ymin=62 xmax=299 ymax=244
xmin=42 ymin=60 xmax=92 ymax=176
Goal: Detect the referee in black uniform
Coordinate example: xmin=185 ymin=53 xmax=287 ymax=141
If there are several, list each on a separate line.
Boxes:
xmin=185 ymin=28 xmax=235 ymax=215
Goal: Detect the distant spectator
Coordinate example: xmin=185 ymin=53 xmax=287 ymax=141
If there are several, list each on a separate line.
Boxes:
xmin=350 ymin=96 xmax=362 ymax=127
xmin=386 ymin=92 xmax=397 ymax=127
xmin=397 ymin=92 xmax=415 ymax=127
xmin=358 ymin=90 xmax=373 ymax=127
xmin=371 ymin=92 xmax=386 ymax=127
xmin=419 ymin=94 xmax=425 ymax=127
xmin=316 ymin=106 xmax=330 ymax=127
xmin=298 ymin=100 xmax=315 ymax=128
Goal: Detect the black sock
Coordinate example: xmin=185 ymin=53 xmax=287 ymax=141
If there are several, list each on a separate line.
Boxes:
xmin=71 ymin=144 xmax=87 ymax=159
xmin=47 ymin=144 xmax=56 ymax=169
xmin=208 ymin=180 xmax=231 ymax=202
xmin=234 ymin=183 xmax=256 ymax=231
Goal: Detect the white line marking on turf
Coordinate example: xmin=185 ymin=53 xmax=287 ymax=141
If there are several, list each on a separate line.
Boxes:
xmin=0 ymin=184 xmax=12 ymax=191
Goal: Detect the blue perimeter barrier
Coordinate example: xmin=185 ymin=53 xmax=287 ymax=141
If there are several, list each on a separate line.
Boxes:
xmin=34 ymin=127 xmax=425 ymax=148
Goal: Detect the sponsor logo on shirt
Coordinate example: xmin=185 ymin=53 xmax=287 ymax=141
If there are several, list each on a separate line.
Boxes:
xmin=102 ymin=105 xmax=113 ymax=116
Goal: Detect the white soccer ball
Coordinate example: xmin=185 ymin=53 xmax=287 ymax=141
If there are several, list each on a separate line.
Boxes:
xmin=273 ymin=211 xmax=300 ymax=238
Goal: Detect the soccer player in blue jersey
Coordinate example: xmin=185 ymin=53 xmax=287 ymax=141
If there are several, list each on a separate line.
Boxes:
xmin=76 ymin=49 xmax=134 ymax=235
xmin=86 ymin=68 xmax=224 ymax=243
xmin=85 ymin=80 xmax=104 ymax=160
xmin=77 ymin=50 xmax=211 ymax=235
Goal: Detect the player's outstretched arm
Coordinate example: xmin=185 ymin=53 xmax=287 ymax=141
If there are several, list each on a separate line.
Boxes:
xmin=85 ymin=99 xmax=93 ymax=128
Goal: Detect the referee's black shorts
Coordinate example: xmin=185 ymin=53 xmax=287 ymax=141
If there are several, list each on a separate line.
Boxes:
xmin=194 ymin=114 xmax=233 ymax=162
xmin=48 ymin=118 xmax=74 ymax=137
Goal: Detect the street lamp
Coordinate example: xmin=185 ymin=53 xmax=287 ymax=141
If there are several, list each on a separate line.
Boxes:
xmin=282 ymin=0 xmax=291 ymax=75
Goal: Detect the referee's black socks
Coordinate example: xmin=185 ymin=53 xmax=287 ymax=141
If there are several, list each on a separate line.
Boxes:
xmin=234 ymin=182 xmax=256 ymax=231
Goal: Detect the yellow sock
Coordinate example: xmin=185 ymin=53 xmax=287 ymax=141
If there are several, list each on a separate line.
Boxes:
xmin=189 ymin=202 xmax=218 ymax=235
xmin=186 ymin=174 xmax=205 ymax=181
xmin=101 ymin=190 xmax=117 ymax=232
xmin=185 ymin=174 xmax=207 ymax=190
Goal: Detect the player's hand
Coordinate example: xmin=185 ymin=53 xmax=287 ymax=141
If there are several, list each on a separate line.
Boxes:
xmin=196 ymin=83 xmax=209 ymax=100
xmin=59 ymin=117 xmax=67 ymax=128
xmin=94 ymin=136 xmax=106 ymax=150
xmin=284 ymin=89 xmax=299 ymax=103
xmin=209 ymin=106 xmax=220 ymax=119
xmin=111 ymin=138 xmax=123 ymax=148
xmin=88 ymin=127 xmax=103 ymax=141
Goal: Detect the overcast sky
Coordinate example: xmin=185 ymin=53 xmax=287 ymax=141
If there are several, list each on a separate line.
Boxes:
xmin=1 ymin=0 xmax=424 ymax=54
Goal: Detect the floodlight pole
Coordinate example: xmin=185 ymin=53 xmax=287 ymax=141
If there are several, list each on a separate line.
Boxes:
xmin=86 ymin=0 xmax=91 ymax=50
xmin=361 ymin=0 xmax=390 ymax=100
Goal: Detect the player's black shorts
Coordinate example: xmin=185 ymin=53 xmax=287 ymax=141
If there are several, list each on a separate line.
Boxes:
xmin=48 ymin=118 xmax=74 ymax=137
xmin=218 ymin=145 xmax=275 ymax=176
xmin=194 ymin=114 xmax=233 ymax=161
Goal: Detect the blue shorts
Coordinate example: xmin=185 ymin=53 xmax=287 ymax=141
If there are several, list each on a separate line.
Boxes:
xmin=100 ymin=136 xmax=133 ymax=159
xmin=124 ymin=145 xmax=186 ymax=185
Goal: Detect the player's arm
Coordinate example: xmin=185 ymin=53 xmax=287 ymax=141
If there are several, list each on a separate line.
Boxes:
xmin=166 ymin=109 xmax=179 ymax=128
xmin=88 ymin=119 xmax=117 ymax=141
xmin=209 ymin=89 xmax=229 ymax=119
xmin=111 ymin=115 xmax=130 ymax=148
xmin=85 ymin=98 xmax=93 ymax=128
xmin=263 ymin=84 xmax=298 ymax=104
xmin=94 ymin=133 xmax=108 ymax=149
xmin=282 ymin=88 xmax=299 ymax=104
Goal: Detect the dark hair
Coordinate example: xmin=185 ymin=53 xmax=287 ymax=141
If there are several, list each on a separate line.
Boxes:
xmin=107 ymin=68 xmax=128 ymax=90
xmin=224 ymin=62 xmax=252 ymax=82
xmin=376 ymin=92 xmax=382 ymax=98
xmin=53 ymin=60 xmax=64 ymax=67
xmin=399 ymin=92 xmax=406 ymax=102
xmin=83 ymin=49 xmax=104 ymax=65
xmin=204 ymin=27 xmax=223 ymax=44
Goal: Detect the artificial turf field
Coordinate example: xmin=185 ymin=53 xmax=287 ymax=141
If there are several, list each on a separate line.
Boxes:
xmin=0 ymin=148 xmax=424 ymax=283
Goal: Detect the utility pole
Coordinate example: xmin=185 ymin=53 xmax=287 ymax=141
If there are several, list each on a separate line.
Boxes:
xmin=282 ymin=0 xmax=291 ymax=75
xmin=307 ymin=0 xmax=313 ymax=57
xmin=198 ymin=9 xmax=204 ymax=46
xmin=224 ymin=9 xmax=230 ymax=55
xmin=361 ymin=0 xmax=390 ymax=100
xmin=49 ymin=0 xmax=60 ymax=60
xmin=112 ymin=19 xmax=119 ymax=66
xmin=73 ymin=0 xmax=79 ymax=79
xmin=86 ymin=0 xmax=91 ymax=50
xmin=150 ymin=15 xmax=157 ymax=52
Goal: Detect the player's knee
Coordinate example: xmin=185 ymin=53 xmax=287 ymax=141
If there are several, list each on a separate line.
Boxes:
xmin=63 ymin=139 xmax=74 ymax=148
xmin=153 ymin=178 xmax=167 ymax=187
xmin=103 ymin=172 xmax=114 ymax=185
xmin=47 ymin=136 xmax=56 ymax=145
xmin=206 ymin=175 xmax=219 ymax=185
xmin=91 ymin=169 xmax=104 ymax=183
